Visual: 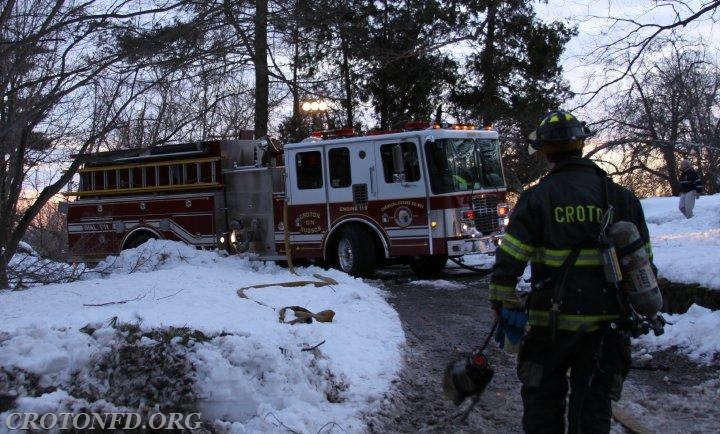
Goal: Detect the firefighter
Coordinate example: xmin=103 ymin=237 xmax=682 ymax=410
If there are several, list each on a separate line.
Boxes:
xmin=677 ymin=158 xmax=703 ymax=218
xmin=489 ymin=110 xmax=654 ymax=433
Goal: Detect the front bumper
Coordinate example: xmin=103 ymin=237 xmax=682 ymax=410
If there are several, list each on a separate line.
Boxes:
xmin=447 ymin=233 xmax=502 ymax=256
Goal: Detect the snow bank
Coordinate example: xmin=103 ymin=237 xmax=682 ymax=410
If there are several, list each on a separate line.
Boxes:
xmin=634 ymin=304 xmax=720 ymax=365
xmin=7 ymin=242 xmax=85 ymax=289
xmin=0 ymin=240 xmax=405 ymax=433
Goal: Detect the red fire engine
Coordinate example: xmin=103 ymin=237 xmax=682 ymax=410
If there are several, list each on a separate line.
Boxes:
xmin=64 ymin=122 xmax=509 ymax=277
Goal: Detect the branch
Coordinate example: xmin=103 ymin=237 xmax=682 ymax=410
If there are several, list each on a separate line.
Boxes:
xmin=301 ymin=340 xmax=326 ymax=352
xmin=83 ymin=293 xmax=146 ymax=307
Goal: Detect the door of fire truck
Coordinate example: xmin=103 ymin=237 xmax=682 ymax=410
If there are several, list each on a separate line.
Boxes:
xmin=325 ymin=141 xmax=377 ymax=204
xmin=372 ymin=136 xmax=431 ymax=256
xmin=373 ymin=137 xmax=424 ymax=198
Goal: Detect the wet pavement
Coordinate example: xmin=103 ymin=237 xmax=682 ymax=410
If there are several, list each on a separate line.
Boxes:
xmin=366 ymin=267 xmax=524 ymax=433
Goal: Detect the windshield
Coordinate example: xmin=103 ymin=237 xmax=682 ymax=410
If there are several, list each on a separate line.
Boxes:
xmin=424 ymin=138 xmax=504 ymax=194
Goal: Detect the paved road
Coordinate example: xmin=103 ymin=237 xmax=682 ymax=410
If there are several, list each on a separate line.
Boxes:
xmin=366 ymin=267 xmax=525 ymax=433
xmin=365 ymin=265 xmax=720 ymax=433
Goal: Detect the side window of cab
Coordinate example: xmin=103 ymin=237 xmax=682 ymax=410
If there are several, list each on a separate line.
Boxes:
xmin=296 ymin=151 xmax=323 ymax=189
xmin=379 ymin=142 xmax=420 ymax=183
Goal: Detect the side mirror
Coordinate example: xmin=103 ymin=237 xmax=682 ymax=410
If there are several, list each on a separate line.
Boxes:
xmin=392 ymin=144 xmax=406 ymax=182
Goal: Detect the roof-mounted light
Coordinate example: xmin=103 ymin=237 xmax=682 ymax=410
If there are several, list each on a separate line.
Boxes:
xmin=450 ymin=123 xmax=476 ymax=130
xmin=310 ymin=128 xmax=356 ymax=140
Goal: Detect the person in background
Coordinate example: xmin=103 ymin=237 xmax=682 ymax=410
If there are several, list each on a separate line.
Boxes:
xmin=678 ymin=159 xmax=703 ymax=218
xmin=490 ymin=110 xmax=654 ymax=434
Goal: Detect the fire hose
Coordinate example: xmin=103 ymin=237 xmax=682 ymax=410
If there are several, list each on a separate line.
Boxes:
xmin=449 ymin=257 xmax=494 ymax=276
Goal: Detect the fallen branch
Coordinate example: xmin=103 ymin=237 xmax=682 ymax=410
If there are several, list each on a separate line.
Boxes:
xmin=264 ymin=412 xmax=300 ymax=434
xmin=156 ymin=288 xmax=185 ymax=301
xmin=317 ymin=421 xmax=347 ymax=433
xmin=83 ymin=293 xmax=146 ymax=307
xmin=301 ymin=340 xmax=326 ymax=352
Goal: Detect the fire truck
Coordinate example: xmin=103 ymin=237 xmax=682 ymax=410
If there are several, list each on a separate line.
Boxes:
xmin=64 ymin=122 xmax=509 ymax=277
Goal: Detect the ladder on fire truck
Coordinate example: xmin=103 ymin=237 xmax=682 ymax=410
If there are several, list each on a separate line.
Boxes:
xmin=65 ymin=143 xmax=223 ymax=197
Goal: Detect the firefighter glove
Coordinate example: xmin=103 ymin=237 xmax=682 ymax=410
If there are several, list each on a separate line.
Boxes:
xmin=499 ymin=308 xmax=528 ymax=345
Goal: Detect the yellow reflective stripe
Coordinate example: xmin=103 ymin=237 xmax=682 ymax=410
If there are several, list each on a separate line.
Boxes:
xmin=528 ymin=310 xmax=618 ymax=332
xmin=499 ymin=233 xmax=535 ymax=262
xmin=489 ymin=283 xmax=516 ymax=301
xmin=532 ymin=248 xmax=602 ymax=267
xmin=645 ymin=242 xmax=653 ymax=258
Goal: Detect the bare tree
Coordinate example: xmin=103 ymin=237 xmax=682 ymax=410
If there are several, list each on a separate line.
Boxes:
xmin=587 ymin=41 xmax=720 ymax=196
xmin=580 ymin=0 xmax=720 ymax=103
xmin=0 ymin=0 xmax=183 ymax=289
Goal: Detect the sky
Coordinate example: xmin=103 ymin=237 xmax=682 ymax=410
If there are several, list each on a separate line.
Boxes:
xmin=1 ymin=193 xmax=720 ymax=432
xmin=536 ymin=0 xmax=720 ymax=111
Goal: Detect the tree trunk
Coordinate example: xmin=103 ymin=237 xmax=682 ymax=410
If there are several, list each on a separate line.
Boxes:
xmin=479 ymin=1 xmax=498 ymax=125
xmin=340 ymin=31 xmax=354 ymax=128
xmin=663 ymin=147 xmax=681 ymax=195
xmin=0 ymin=253 xmax=8 ymax=289
xmin=254 ymin=0 xmax=269 ymax=138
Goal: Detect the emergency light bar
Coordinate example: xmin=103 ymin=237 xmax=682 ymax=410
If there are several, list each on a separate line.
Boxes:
xmin=309 ymin=121 xmax=487 ymax=140
xmin=310 ymin=128 xmax=356 ymax=139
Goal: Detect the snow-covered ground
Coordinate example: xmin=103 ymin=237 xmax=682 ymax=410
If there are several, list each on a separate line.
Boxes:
xmin=1 ymin=193 xmax=719 ymax=432
xmin=0 ymin=243 xmax=403 ymax=433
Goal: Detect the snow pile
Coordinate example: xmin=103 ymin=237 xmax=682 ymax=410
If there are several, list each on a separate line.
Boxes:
xmin=634 ymin=305 xmax=720 ymax=365
xmin=0 ymin=240 xmax=404 ymax=432
xmin=7 ymin=242 xmax=85 ymax=289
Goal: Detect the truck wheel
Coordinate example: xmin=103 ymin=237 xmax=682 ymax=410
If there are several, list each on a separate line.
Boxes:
xmin=410 ymin=254 xmax=448 ymax=278
xmin=124 ymin=232 xmax=156 ymax=250
xmin=336 ymin=227 xmax=376 ymax=278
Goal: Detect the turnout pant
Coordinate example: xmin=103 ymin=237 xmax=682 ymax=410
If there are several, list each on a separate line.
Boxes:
xmin=679 ymin=191 xmax=697 ymax=218
xmin=516 ymin=327 xmax=631 ymax=434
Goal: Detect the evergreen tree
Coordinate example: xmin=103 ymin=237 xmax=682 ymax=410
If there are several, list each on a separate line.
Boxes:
xmin=360 ymin=0 xmax=459 ymax=129
xmin=452 ymin=0 xmax=576 ymax=187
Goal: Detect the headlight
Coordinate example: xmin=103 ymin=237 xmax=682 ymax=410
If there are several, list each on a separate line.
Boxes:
xmin=497 ymin=202 xmax=509 ymax=217
xmin=220 ymin=236 xmax=226 ymax=244
xmin=230 ymin=230 xmax=237 ymax=244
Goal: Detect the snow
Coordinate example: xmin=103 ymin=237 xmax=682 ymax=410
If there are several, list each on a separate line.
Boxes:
xmin=407 ymin=279 xmax=466 ymax=290
xmin=1 ymin=193 xmax=720 ymax=432
xmin=0 ymin=241 xmax=404 ymax=432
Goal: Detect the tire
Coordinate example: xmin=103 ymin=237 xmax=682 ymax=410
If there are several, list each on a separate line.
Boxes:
xmin=124 ymin=232 xmax=156 ymax=250
xmin=410 ymin=254 xmax=448 ymax=278
xmin=336 ymin=227 xmax=377 ymax=278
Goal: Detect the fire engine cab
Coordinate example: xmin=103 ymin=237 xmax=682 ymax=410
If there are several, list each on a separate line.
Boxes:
xmin=65 ymin=122 xmax=509 ymax=277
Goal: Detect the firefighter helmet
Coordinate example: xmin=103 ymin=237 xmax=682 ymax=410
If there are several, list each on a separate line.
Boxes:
xmin=528 ymin=110 xmax=593 ymax=155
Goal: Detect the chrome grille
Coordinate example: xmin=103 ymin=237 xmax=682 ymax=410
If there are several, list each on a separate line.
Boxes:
xmin=472 ymin=195 xmax=500 ymax=234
